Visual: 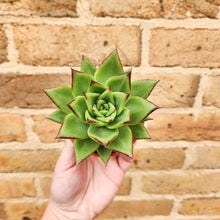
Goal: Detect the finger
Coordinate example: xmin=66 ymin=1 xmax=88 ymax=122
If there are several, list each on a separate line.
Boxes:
xmin=54 ymin=140 xmax=76 ymax=173
xmin=117 ymin=154 xmax=133 ymax=173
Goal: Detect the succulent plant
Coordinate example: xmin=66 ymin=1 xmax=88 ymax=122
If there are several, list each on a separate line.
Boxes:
xmin=43 ymin=49 xmax=158 ymax=165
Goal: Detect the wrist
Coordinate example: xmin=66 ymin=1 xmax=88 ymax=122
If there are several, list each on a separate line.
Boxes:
xmin=42 ymin=200 xmax=93 ymax=220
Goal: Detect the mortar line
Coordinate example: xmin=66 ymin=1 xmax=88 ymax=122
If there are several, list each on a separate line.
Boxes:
xmin=2 ymin=23 xmax=18 ymax=64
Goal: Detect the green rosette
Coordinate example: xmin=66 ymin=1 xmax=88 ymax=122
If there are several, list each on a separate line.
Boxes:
xmin=43 ymin=49 xmax=159 ymax=165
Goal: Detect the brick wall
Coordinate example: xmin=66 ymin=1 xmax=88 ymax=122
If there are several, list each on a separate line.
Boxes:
xmin=0 ymin=0 xmax=220 ymax=219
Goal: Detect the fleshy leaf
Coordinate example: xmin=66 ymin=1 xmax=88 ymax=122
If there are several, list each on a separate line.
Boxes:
xmin=74 ymin=138 xmax=99 ymax=164
xmin=106 ymin=70 xmax=131 ymax=93
xmin=95 ymin=49 xmax=123 ymax=84
xmin=97 ymin=145 xmax=112 ymax=165
xmin=68 ymin=96 xmax=88 ymax=122
xmin=72 ymin=69 xmax=94 ymax=97
xmin=85 ymin=110 xmax=107 ymax=127
xmin=99 ymin=88 xmax=114 ymax=104
xmin=113 ymin=92 xmax=129 ymax=115
xmin=107 ymin=108 xmax=131 ymax=129
xmin=129 ymin=123 xmax=151 ymax=139
xmin=81 ymin=56 xmax=96 ymax=76
xmin=84 ymin=92 xmax=99 ymax=113
xmin=125 ymin=97 xmax=157 ymax=124
xmin=96 ymin=111 xmax=116 ymax=123
xmin=88 ymin=81 xmax=107 ymax=93
xmin=43 ymin=87 xmax=73 ymax=114
xmin=108 ymin=126 xmax=132 ymax=157
xmin=57 ymin=113 xmax=89 ymax=139
xmin=88 ymin=126 xmax=119 ymax=147
xmin=131 ymin=80 xmax=158 ymax=99
xmin=141 ymin=116 xmax=152 ymax=122
xmin=47 ymin=109 xmax=67 ymax=124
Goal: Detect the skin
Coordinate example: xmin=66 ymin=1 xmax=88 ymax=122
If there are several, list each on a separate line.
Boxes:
xmin=42 ymin=140 xmax=133 ymax=220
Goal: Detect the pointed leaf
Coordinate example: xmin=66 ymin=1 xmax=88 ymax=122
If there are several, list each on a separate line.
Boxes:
xmin=97 ymin=145 xmax=112 ymax=165
xmin=95 ymin=49 xmax=123 ymax=84
xmin=113 ymin=92 xmax=129 ymax=115
xmin=74 ymin=138 xmax=99 ymax=164
xmin=125 ymin=97 xmax=157 ymax=124
xmin=107 ymin=108 xmax=131 ymax=129
xmin=106 ymin=70 xmax=131 ymax=93
xmin=72 ymin=69 xmax=94 ymax=97
xmin=88 ymin=126 xmax=119 ymax=147
xmin=57 ymin=113 xmax=89 ymax=139
xmin=131 ymin=80 xmax=158 ymax=99
xmin=99 ymin=88 xmax=114 ymax=104
xmin=141 ymin=116 xmax=152 ymax=122
xmin=43 ymin=87 xmax=73 ymax=114
xmin=84 ymin=92 xmax=99 ymax=112
xmin=108 ymin=126 xmax=133 ymax=157
xmin=129 ymin=123 xmax=151 ymax=139
xmin=81 ymin=56 xmax=96 ymax=76
xmin=88 ymin=81 xmax=107 ymax=93
xmin=47 ymin=109 xmax=67 ymax=124
xmin=68 ymin=96 xmax=87 ymax=122
xmin=97 ymin=111 xmax=116 ymax=123
xmin=85 ymin=110 xmax=107 ymax=127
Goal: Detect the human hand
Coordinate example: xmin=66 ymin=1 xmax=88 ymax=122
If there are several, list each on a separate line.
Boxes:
xmin=42 ymin=140 xmax=132 ymax=220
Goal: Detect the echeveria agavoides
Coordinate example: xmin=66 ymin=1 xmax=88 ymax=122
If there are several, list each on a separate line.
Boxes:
xmin=43 ymin=49 xmax=159 ymax=165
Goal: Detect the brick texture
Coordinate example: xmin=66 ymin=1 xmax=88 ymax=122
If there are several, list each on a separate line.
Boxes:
xmin=89 ymin=0 xmax=219 ymax=19
xmin=14 ymin=25 xmax=141 ymax=66
xmin=130 ymin=148 xmax=185 ymax=170
xmin=0 ymin=114 xmax=26 ymax=143
xmin=149 ymin=28 xmax=220 ymax=68
xmin=179 ymin=198 xmax=220 ymax=215
xmin=203 ymin=75 xmax=220 ymax=108
xmin=0 ymin=149 xmax=60 ymax=172
xmin=0 ymin=25 xmax=8 ymax=63
xmin=1 ymin=202 xmax=47 ymax=220
xmin=132 ymin=74 xmax=200 ymax=108
xmin=142 ymin=173 xmax=220 ymax=194
xmin=147 ymin=113 xmax=220 ymax=141
xmin=32 ymin=115 xmax=61 ymax=143
xmin=0 ymin=177 xmax=36 ymax=198
xmin=97 ymin=200 xmax=173 ymax=218
xmin=0 ymin=74 xmax=69 ymax=108
xmin=191 ymin=147 xmax=220 ymax=169
xmin=0 ymin=0 xmax=77 ymax=17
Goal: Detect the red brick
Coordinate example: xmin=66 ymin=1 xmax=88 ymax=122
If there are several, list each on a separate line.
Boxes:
xmin=0 ymin=0 xmax=77 ymax=17
xmin=149 ymin=28 xmax=220 ymax=68
xmin=89 ymin=0 xmax=219 ymax=19
xmin=97 ymin=200 xmax=173 ymax=218
xmin=0 ymin=114 xmax=26 ymax=143
xmin=0 ymin=25 xmax=8 ymax=63
xmin=0 ymin=74 xmax=69 ymax=108
xmin=147 ymin=112 xmax=220 ymax=141
xmin=132 ymin=74 xmax=200 ymax=107
xmin=203 ymin=75 xmax=220 ymax=108
xmin=130 ymin=148 xmax=185 ymax=170
xmin=14 ymin=25 xmax=141 ymax=66
xmin=32 ymin=115 xmax=61 ymax=143
xmin=0 ymin=177 xmax=36 ymax=198
xmin=142 ymin=173 xmax=220 ymax=194
xmin=0 ymin=149 xmax=60 ymax=172
xmin=179 ymin=198 xmax=220 ymax=215
xmin=191 ymin=147 xmax=220 ymax=169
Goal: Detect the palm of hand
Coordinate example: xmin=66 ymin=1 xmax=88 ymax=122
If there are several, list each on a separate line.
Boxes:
xmin=50 ymin=140 xmax=132 ymax=219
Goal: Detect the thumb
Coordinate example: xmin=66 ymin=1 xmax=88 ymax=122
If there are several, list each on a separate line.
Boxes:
xmin=54 ymin=140 xmax=76 ymax=173
xmin=117 ymin=154 xmax=133 ymax=173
